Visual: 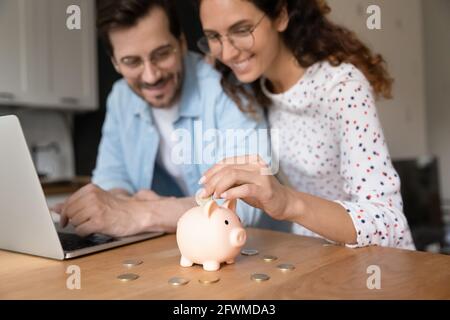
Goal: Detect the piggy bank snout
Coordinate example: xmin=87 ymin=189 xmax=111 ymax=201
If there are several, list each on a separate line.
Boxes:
xmin=229 ymin=228 xmax=246 ymax=247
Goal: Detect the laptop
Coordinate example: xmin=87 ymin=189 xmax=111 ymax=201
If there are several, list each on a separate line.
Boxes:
xmin=0 ymin=115 xmax=164 ymax=260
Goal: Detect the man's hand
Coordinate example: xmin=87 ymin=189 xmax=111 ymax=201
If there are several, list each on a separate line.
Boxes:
xmin=57 ymin=184 xmax=197 ymax=238
xmin=50 ymin=202 xmax=65 ymax=215
xmin=51 ymin=187 xmax=131 ymax=214
xmin=59 ymin=184 xmax=152 ymax=237
xmin=133 ymin=189 xmax=163 ymax=201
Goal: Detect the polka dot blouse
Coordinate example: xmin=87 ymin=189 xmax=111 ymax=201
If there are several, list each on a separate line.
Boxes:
xmin=261 ymin=61 xmax=415 ymax=250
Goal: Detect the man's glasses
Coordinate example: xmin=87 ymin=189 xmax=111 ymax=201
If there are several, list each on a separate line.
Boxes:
xmin=197 ymin=14 xmax=266 ymax=57
xmin=118 ymin=45 xmax=178 ymax=74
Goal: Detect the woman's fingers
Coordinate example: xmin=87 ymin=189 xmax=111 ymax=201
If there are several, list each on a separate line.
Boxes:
xmin=201 ymin=167 xmax=261 ymax=198
xmin=199 ymin=163 xmax=228 ymax=184
xmin=200 ymin=155 xmax=267 ymax=184
xmin=220 ymin=184 xmax=259 ymax=200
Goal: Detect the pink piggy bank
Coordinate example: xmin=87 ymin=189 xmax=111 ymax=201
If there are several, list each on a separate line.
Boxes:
xmin=176 ymin=199 xmax=247 ymax=271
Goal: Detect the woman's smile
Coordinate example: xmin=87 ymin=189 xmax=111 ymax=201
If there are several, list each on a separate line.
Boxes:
xmin=229 ymin=54 xmax=255 ymax=75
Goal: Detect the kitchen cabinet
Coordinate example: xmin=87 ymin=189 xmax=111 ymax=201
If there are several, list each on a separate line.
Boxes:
xmin=0 ymin=0 xmax=98 ymax=110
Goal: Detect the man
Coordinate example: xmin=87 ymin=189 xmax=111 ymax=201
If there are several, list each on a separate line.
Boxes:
xmin=55 ymin=0 xmax=269 ymax=237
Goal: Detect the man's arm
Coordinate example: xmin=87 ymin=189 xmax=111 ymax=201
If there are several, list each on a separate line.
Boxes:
xmin=131 ymin=189 xmax=196 ymax=232
xmin=58 ymin=184 xmax=196 ymax=237
xmin=138 ymin=196 xmax=196 ymax=233
xmin=110 ymin=188 xmax=131 ymax=199
xmin=91 ymin=87 xmax=135 ymax=194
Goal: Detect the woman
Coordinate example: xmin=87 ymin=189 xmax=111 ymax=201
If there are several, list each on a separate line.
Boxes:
xmin=196 ymin=0 xmax=415 ymax=249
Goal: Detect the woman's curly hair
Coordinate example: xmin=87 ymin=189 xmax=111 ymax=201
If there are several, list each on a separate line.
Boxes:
xmin=196 ymin=0 xmax=393 ymax=112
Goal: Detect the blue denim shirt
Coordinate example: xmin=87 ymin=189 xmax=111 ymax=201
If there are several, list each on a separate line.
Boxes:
xmin=92 ymin=52 xmax=270 ymax=227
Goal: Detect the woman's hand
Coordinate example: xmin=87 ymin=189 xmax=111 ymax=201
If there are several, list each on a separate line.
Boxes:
xmin=199 ymin=155 xmax=301 ymax=220
xmin=200 ymin=156 xmax=357 ymax=244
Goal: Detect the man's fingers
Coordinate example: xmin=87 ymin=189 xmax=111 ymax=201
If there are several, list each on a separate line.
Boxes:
xmin=59 ymin=213 xmax=69 ymax=228
xmin=59 ymin=184 xmax=98 ymax=228
xmin=75 ymin=220 xmax=97 ymax=238
xmin=69 ymin=209 xmax=92 ymax=227
xmin=50 ymin=202 xmax=65 ymax=214
xmin=61 ymin=200 xmax=90 ymax=221
xmin=64 ymin=183 xmax=101 ymax=209
xmin=60 ymin=197 xmax=91 ymax=228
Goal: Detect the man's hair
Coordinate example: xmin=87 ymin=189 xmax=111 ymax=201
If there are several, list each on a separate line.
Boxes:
xmin=97 ymin=0 xmax=182 ymax=56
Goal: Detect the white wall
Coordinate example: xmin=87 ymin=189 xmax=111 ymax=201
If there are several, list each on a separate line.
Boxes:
xmin=422 ymin=0 xmax=450 ymax=202
xmin=0 ymin=107 xmax=75 ymax=181
xmin=327 ymin=0 xmax=428 ymax=159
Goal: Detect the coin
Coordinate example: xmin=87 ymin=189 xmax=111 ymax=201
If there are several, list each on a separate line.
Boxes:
xmin=241 ymin=249 xmax=259 ymax=256
xmin=251 ymin=273 xmax=270 ymax=282
xmin=195 ymin=189 xmax=212 ymax=206
xmin=168 ymin=277 xmax=190 ymax=286
xmin=117 ymin=273 xmax=139 ymax=282
xmin=122 ymin=259 xmax=143 ymax=268
xmin=198 ymin=276 xmax=220 ymax=285
xmin=262 ymin=255 xmax=278 ymax=262
xmin=277 ymin=263 xmax=296 ymax=272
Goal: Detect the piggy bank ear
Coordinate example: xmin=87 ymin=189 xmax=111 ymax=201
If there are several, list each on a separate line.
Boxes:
xmin=203 ymin=200 xmax=219 ymax=218
xmin=222 ymin=199 xmax=237 ymax=212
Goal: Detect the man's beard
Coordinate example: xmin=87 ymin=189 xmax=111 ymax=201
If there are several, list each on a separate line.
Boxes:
xmin=139 ymin=70 xmax=183 ymax=108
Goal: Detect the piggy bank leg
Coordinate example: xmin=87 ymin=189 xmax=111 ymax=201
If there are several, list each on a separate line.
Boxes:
xmin=226 ymin=260 xmax=235 ymax=265
xmin=203 ymin=261 xmax=220 ymax=271
xmin=180 ymin=256 xmax=194 ymax=267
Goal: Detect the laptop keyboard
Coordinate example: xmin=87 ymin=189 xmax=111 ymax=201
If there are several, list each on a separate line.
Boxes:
xmin=58 ymin=232 xmax=116 ymax=252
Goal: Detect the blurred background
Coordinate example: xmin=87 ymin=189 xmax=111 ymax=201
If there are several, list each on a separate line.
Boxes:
xmin=0 ymin=0 xmax=449 ymax=253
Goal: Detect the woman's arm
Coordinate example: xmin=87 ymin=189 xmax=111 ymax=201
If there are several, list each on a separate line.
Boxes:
xmin=199 ymin=155 xmax=357 ymax=244
xmin=286 ymin=190 xmax=357 ymax=244
xmin=200 ymin=66 xmax=415 ymax=249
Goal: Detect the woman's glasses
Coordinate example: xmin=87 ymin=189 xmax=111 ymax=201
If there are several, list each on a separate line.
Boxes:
xmin=197 ymin=14 xmax=266 ymax=57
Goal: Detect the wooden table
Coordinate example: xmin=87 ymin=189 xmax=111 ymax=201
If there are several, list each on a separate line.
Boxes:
xmin=41 ymin=176 xmax=91 ymax=196
xmin=1 ymin=228 xmax=449 ymax=299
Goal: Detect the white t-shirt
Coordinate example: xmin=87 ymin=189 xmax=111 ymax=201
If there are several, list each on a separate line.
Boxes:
xmin=151 ymin=104 xmax=190 ymax=196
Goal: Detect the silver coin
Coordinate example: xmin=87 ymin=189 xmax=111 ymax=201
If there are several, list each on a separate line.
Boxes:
xmin=122 ymin=259 xmax=143 ymax=268
xmin=198 ymin=276 xmax=220 ymax=285
xmin=168 ymin=277 xmax=190 ymax=286
xmin=195 ymin=189 xmax=212 ymax=206
xmin=277 ymin=263 xmax=296 ymax=272
xmin=250 ymin=273 xmax=270 ymax=282
xmin=262 ymin=255 xmax=278 ymax=262
xmin=241 ymin=249 xmax=259 ymax=256
xmin=117 ymin=273 xmax=139 ymax=282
